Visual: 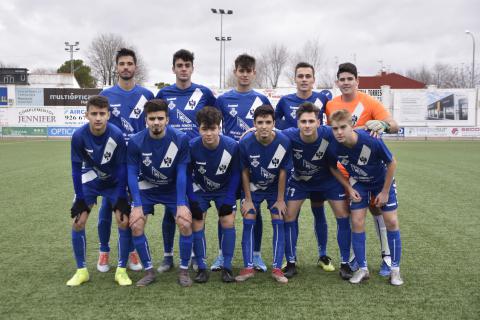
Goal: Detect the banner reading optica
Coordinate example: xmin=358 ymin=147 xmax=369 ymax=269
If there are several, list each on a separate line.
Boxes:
xmin=47 ymin=127 xmax=79 ymax=137
xmin=2 ymin=126 xmax=47 ymax=136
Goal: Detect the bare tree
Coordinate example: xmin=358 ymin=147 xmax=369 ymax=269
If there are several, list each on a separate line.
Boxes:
xmin=286 ymin=39 xmax=328 ymax=86
xmin=87 ymin=33 xmax=148 ymax=87
xmin=259 ymin=44 xmax=289 ymax=88
xmin=405 ymin=62 xmax=478 ymax=88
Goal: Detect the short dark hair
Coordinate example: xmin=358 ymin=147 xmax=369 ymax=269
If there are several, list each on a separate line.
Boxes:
xmin=173 ymin=49 xmax=194 ymax=66
xmin=144 ymin=99 xmax=169 ymax=116
xmin=116 ymin=48 xmax=137 ymax=65
xmin=196 ymin=106 xmax=222 ymax=128
xmin=296 ymin=102 xmax=320 ymax=118
xmin=253 ymin=105 xmax=275 ymax=121
xmin=337 ymin=62 xmax=357 ymax=78
xmin=235 ymin=54 xmax=256 ymax=70
xmin=329 ymin=109 xmax=352 ymax=125
xmin=295 ymin=62 xmax=315 ymax=76
xmin=87 ymin=95 xmax=109 ymax=111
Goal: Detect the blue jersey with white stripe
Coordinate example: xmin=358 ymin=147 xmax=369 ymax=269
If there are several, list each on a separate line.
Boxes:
xmin=189 ymin=135 xmax=240 ymax=193
xmin=330 ymin=129 xmax=393 ymax=188
xmin=275 ymin=91 xmax=331 ymax=129
xmin=239 ymin=131 xmax=292 ymax=194
xmin=281 ymin=127 xmax=337 ymax=186
xmin=155 ymin=83 xmax=216 ymax=139
xmin=127 ymin=126 xmax=190 ymax=191
xmin=215 ymin=89 xmax=271 ymax=141
xmin=100 ymin=84 xmax=154 ymax=141
xmin=71 ymin=123 xmax=126 ymax=187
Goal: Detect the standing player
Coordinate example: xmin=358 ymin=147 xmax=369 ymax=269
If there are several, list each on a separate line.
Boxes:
xmin=187 ymin=107 xmax=240 ymax=283
xmin=96 ymin=48 xmax=154 ymax=273
xmin=326 ymin=62 xmax=399 ymax=276
xmin=127 ymin=99 xmax=193 ymax=287
xmin=328 ymin=109 xmax=403 ymax=286
xmin=212 ymin=54 xmax=272 ymax=272
xmin=275 ymin=62 xmax=335 ymax=272
xmin=235 ymin=105 xmax=292 ymax=284
xmin=67 ymin=95 xmax=132 ymax=286
xmin=281 ymin=102 xmax=352 ymax=280
xmin=155 ymin=49 xmax=216 ymax=273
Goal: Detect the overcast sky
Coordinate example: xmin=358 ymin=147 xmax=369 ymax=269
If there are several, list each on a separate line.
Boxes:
xmin=1 ymin=0 xmax=479 ymax=88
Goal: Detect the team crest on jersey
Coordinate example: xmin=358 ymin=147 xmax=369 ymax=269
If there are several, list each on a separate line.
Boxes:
xmin=177 ymin=109 xmax=192 ymax=123
xmin=229 ymin=108 xmax=237 ymax=117
xmin=121 ymin=117 xmax=134 ymax=133
xmin=111 ymin=105 xmax=121 ymax=117
xmin=216 ymin=150 xmax=232 ymax=175
xmin=268 ymin=145 xmax=286 ymax=169
xmin=293 ymin=148 xmax=303 ymax=160
xmin=152 ymin=167 xmax=168 ymax=180
xmin=160 ymin=142 xmax=178 ymax=168
xmin=312 ymin=139 xmax=329 ymax=160
xmin=203 ymin=176 xmax=221 ymax=190
xmin=250 ymin=155 xmax=260 ymax=168
xmin=357 ymin=145 xmax=371 ymax=165
xmin=101 ymin=137 xmax=117 ymax=165
xmin=350 ymin=164 xmax=368 ymax=177
xmin=198 ymin=165 xmax=206 ymax=175
xmin=245 ymin=97 xmax=263 ymax=120
xmin=142 ymin=155 xmax=152 ymax=167
xmin=237 ymin=118 xmax=250 ymax=131
xmin=184 ymin=88 xmax=203 ymax=111
xmin=168 ymin=100 xmax=176 ymax=110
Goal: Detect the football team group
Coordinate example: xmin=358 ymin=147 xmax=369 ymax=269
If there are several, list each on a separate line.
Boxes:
xmin=66 ymin=48 xmax=404 ymax=288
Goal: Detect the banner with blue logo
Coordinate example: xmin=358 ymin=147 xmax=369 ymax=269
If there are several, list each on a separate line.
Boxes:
xmin=47 ymin=127 xmax=79 ymax=137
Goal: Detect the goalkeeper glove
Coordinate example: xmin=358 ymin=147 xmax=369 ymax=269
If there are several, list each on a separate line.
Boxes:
xmin=365 ymin=120 xmax=390 ymax=134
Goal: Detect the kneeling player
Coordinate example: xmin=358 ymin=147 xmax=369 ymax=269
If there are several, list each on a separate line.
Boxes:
xmin=127 ymin=99 xmax=193 ymax=287
xmin=329 ymin=109 xmax=403 ymax=286
xmin=187 ymin=107 xmax=240 ymax=283
xmin=281 ymin=102 xmax=352 ymax=280
xmin=236 ymin=105 xmax=292 ymax=284
xmin=67 ymin=95 xmax=132 ymax=286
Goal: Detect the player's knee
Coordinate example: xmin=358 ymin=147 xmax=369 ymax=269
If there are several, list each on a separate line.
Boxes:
xmin=271 ymin=213 xmax=283 ymax=221
xmin=72 ymin=220 xmax=86 ymax=231
xmin=383 ymin=212 xmax=399 ymax=230
xmin=192 ymin=219 xmax=205 ymax=232
xmin=117 ymin=218 xmax=129 ymax=230
xmin=219 ymin=215 xmax=235 ymax=228
xmin=351 ymin=214 xmax=365 ymax=230
xmin=178 ymin=223 xmax=192 ymax=235
xmin=131 ymin=219 xmax=145 ymax=236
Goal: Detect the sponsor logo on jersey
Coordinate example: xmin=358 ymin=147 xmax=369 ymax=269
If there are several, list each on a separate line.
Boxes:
xmin=184 ymin=88 xmax=203 ymax=111
xmin=101 ymin=137 xmax=117 ymax=165
xmin=357 ymin=145 xmax=371 ymax=165
xmin=237 ymin=118 xmax=250 ymax=131
xmin=216 ymin=150 xmax=232 ymax=175
xmin=312 ymin=139 xmax=329 ymax=160
xmin=152 ymin=167 xmax=168 ymax=180
xmin=302 ymin=159 xmax=318 ymax=170
xmin=177 ymin=109 xmax=192 ymax=124
xmin=268 ymin=144 xmax=286 ymax=169
xmin=160 ymin=142 xmax=178 ymax=168
xmin=350 ymin=164 xmax=368 ymax=177
xmin=130 ymin=95 xmax=147 ymax=119
xmin=245 ymin=97 xmax=263 ymax=120
xmin=203 ymin=175 xmax=221 ymax=190
xmin=121 ymin=117 xmax=134 ymax=133
xmin=249 ymin=155 xmax=260 ymax=168
xmin=260 ymin=167 xmax=276 ymax=181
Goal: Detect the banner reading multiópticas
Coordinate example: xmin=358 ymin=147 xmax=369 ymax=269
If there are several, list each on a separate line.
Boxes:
xmin=394 ymin=89 xmax=476 ymax=127
xmin=2 ymin=127 xmax=47 ymax=136
xmin=44 ymin=88 xmax=101 ymax=106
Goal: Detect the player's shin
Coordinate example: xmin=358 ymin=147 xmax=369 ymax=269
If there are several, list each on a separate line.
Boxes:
xmin=253 ymin=210 xmax=263 ymax=253
xmin=284 ymin=221 xmax=298 ymax=263
xmin=72 ymin=229 xmax=87 ymax=268
xmin=373 ymin=214 xmax=391 ymax=257
xmin=98 ymin=198 xmax=112 ymax=253
xmin=222 ymin=227 xmax=236 ymax=270
xmin=336 ymin=217 xmax=351 ymax=263
xmin=387 ymin=230 xmax=402 ymax=268
xmin=193 ymin=230 xmax=207 ymax=270
xmin=162 ymin=208 xmax=176 ymax=256
xmin=312 ymin=205 xmax=328 ymax=257
xmin=179 ymin=234 xmax=193 ymax=269
xmin=272 ymin=219 xmax=285 ymax=269
xmin=132 ymin=234 xmax=153 ymax=270
xmin=351 ymin=232 xmax=367 ymax=269
xmin=241 ymin=219 xmax=256 ymax=268
xmin=117 ymin=227 xmax=131 ymax=268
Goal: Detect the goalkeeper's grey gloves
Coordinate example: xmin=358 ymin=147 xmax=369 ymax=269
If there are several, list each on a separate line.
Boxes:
xmin=365 ymin=120 xmax=390 ymax=134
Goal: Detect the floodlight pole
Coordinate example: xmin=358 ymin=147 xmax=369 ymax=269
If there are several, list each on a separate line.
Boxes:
xmin=465 ymin=30 xmax=476 ymax=88
xmin=211 ymin=8 xmax=233 ymax=89
xmin=64 ymin=41 xmax=80 ymax=75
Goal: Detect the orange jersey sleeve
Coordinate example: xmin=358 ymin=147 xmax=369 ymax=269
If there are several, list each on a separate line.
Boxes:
xmin=326 ymin=92 xmax=391 ymax=127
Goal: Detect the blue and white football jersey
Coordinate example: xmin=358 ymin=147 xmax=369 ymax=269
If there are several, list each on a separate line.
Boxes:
xmin=239 ymin=131 xmax=292 ymax=194
xmin=330 ymin=129 xmax=394 ymax=188
xmin=100 ymin=84 xmax=154 ymax=141
xmin=189 ymin=135 xmax=240 ymax=193
xmin=127 ymin=126 xmax=190 ymax=192
xmin=215 ymin=90 xmax=271 ymax=141
xmin=275 ymin=91 xmax=331 ymax=129
xmin=155 ymin=83 xmax=216 ymax=139
xmin=282 ymin=127 xmax=337 ymax=186
xmin=71 ymin=123 xmax=126 ymax=188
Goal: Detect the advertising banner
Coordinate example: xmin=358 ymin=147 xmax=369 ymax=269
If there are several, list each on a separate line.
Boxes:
xmin=11 ymin=107 xmax=65 ymax=126
xmin=0 ymin=108 xmax=7 ymax=126
xmin=0 ymin=87 xmax=7 ymax=106
xmin=48 ymin=127 xmax=79 ymax=137
xmin=15 ymin=87 xmax=44 ymax=106
xmin=394 ymin=89 xmax=476 ymax=126
xmin=2 ymin=126 xmax=47 ymax=136
xmin=63 ymin=106 xmax=88 ymax=126
xmin=43 ymin=88 xmax=101 ymax=106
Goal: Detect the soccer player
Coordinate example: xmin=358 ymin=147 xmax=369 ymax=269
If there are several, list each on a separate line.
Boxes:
xmin=212 ymin=53 xmax=272 ymax=272
xmin=155 ymin=49 xmax=216 ymax=273
xmin=281 ymin=102 xmax=352 ymax=280
xmin=67 ymin=95 xmax=132 ymax=286
xmin=276 ymin=62 xmax=335 ymax=272
xmin=325 ymin=62 xmax=400 ymax=276
xmin=187 ymin=107 xmax=240 ymax=283
xmin=328 ymin=109 xmax=403 ymax=286
xmin=96 ymin=48 xmax=154 ymax=273
xmin=236 ymin=105 xmax=292 ymax=284
xmin=127 ymin=99 xmax=193 ymax=287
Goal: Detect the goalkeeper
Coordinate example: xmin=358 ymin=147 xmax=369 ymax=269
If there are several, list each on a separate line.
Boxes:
xmin=325 ymin=62 xmax=399 ymax=277
xmin=67 ymin=95 xmax=132 ymax=287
